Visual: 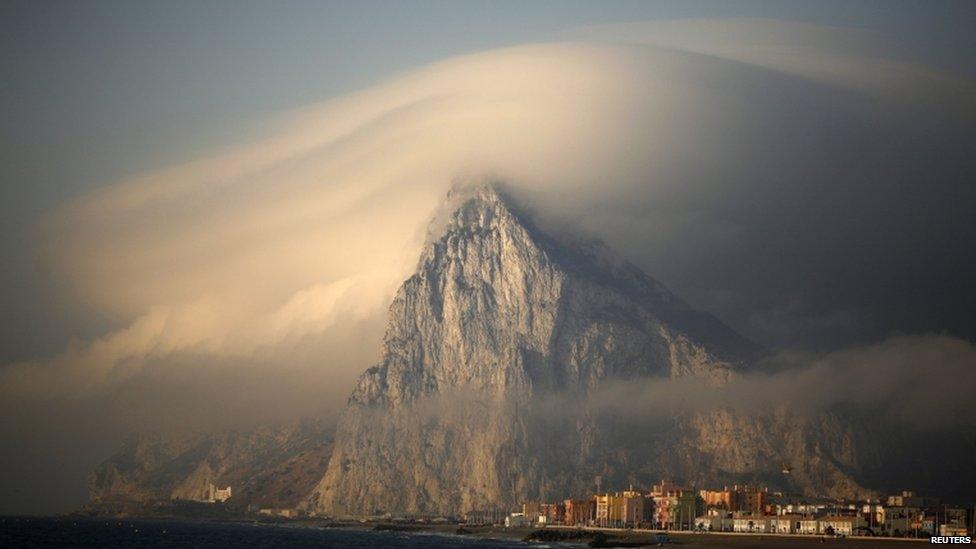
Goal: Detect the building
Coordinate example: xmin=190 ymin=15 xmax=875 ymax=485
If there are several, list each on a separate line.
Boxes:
xmin=700 ymin=487 xmax=739 ymax=511
xmin=860 ymin=502 xmax=885 ymax=531
xmin=733 ymin=515 xmax=770 ymax=533
xmin=798 ymin=518 xmax=819 ymax=535
xmin=505 ymin=513 xmax=534 ymax=528
xmin=699 ymin=484 xmax=765 ymax=514
xmin=886 ymin=490 xmax=939 ymax=509
xmin=941 ymin=507 xmax=971 ymax=537
xmin=620 ymin=490 xmax=651 ymax=527
xmin=258 ymin=508 xmax=299 ymax=518
xmin=212 ymin=485 xmax=232 ymax=503
xmin=694 ymin=514 xmax=732 ymax=532
xmin=522 ymin=501 xmax=540 ymax=517
xmin=744 ymin=492 xmax=765 ymax=514
xmin=781 ymin=501 xmax=829 ymax=516
xmin=819 ymin=515 xmax=866 ymax=536
xmin=518 ymin=502 xmax=543 ymax=524
xmin=941 ymin=524 xmax=969 ymax=537
xmin=649 ymin=480 xmax=701 ymax=530
xmin=651 ymin=493 xmax=673 ymax=529
xmin=651 ymin=480 xmax=685 ymax=497
xmin=770 ymin=514 xmax=804 ymax=533
xmin=594 ymin=490 xmax=650 ymax=528
xmin=564 ymin=499 xmax=595 ymax=526
xmin=882 ymin=508 xmax=914 ymax=537
xmin=595 ymin=493 xmax=622 ymax=527
xmin=193 ymin=483 xmax=232 ymax=503
xmin=465 ymin=509 xmax=507 ymax=525
xmin=921 ymin=515 xmax=939 ymax=537
xmin=541 ymin=502 xmax=565 ymax=525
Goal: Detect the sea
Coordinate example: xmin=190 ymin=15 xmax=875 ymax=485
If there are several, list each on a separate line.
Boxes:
xmin=0 ymin=517 xmax=562 ymax=548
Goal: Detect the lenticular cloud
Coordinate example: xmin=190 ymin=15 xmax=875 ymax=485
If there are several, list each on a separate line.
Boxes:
xmin=6 ymin=19 xmax=973 ymax=403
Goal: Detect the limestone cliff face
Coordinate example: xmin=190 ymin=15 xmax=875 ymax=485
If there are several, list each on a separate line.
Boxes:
xmin=350 ymin=185 xmax=756 ymax=406
xmin=308 ymin=184 xmax=866 ymax=517
xmin=88 ymin=420 xmax=333 ymax=509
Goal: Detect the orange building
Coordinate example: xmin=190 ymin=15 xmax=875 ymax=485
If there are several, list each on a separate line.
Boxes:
xmin=541 ymin=502 xmax=565 ymax=525
xmin=699 ymin=485 xmax=765 ymax=513
xmin=700 ymin=487 xmax=740 ymax=510
xmin=564 ymin=498 xmax=595 ymax=526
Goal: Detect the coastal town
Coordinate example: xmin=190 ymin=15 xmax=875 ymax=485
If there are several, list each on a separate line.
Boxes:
xmin=471 ymin=482 xmax=974 ymax=540
xmin=77 ymin=478 xmax=975 ymax=546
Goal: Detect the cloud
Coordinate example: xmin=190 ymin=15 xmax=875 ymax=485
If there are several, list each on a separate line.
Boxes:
xmin=1 ymin=271 xmax=389 ymax=399
xmin=571 ymin=18 xmax=976 ymax=111
xmin=6 ymin=19 xmax=975 ymax=398
xmin=4 ymin=18 xmax=972 ymax=400
xmin=586 ymin=334 xmax=976 ymax=430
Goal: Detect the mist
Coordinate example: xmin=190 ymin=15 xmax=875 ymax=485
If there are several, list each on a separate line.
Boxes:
xmin=1 ymin=18 xmax=975 ymax=513
xmin=585 ymin=334 xmax=976 ymax=430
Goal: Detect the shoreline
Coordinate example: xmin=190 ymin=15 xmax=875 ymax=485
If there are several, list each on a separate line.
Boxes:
xmin=39 ymin=513 xmax=939 ymax=547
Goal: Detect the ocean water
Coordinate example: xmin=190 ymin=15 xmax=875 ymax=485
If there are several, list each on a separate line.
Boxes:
xmin=0 ymin=517 xmax=553 ymax=548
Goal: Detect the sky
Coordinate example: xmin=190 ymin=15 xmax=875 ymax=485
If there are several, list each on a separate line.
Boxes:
xmin=1 ymin=1 xmax=975 ymax=514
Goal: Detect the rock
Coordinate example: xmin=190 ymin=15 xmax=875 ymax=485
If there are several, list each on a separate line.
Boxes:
xmin=307 ymin=183 xmax=867 ymax=517
xmin=88 ymin=419 xmax=333 ymax=509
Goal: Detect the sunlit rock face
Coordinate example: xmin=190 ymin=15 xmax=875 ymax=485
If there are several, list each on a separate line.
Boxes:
xmin=308 ymin=184 xmax=864 ymax=517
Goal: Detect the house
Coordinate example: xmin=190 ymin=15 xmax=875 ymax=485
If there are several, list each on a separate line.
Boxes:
xmin=732 ymin=515 xmax=769 ymax=533
xmin=695 ymin=514 xmax=732 ymax=532
xmin=505 ymin=513 xmax=534 ymax=528
xmin=770 ymin=514 xmax=804 ymax=533
xmin=798 ymin=518 xmax=819 ymax=534
xmin=886 ymin=491 xmax=939 ymax=509
xmin=211 ymin=485 xmax=232 ymax=503
xmin=564 ymin=498 xmax=595 ymax=526
xmin=819 ymin=515 xmax=865 ymax=536
xmin=193 ymin=483 xmax=232 ymax=504
xmin=595 ymin=490 xmax=651 ymax=527
xmin=595 ymin=493 xmax=623 ymax=527
xmin=541 ymin=502 xmax=565 ymax=525
xmin=650 ymin=481 xmax=700 ymax=530
xmin=699 ymin=485 xmax=765 ymax=513
xmin=700 ymin=488 xmax=739 ymax=511
xmin=622 ymin=490 xmax=651 ymax=527
xmin=258 ymin=508 xmax=298 ymax=518
xmin=941 ymin=524 xmax=969 ymax=536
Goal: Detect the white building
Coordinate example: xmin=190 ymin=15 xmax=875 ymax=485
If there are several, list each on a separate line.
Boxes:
xmin=505 ymin=513 xmax=534 ymax=528
xmin=819 ymin=515 xmax=865 ymax=536
xmin=733 ymin=516 xmax=769 ymax=533
xmin=212 ymin=485 xmax=232 ymax=503
xmin=193 ymin=483 xmax=232 ymax=503
xmin=695 ymin=515 xmax=732 ymax=532
xmin=259 ymin=508 xmax=298 ymax=518
xmin=770 ymin=515 xmax=803 ymax=533
xmin=798 ymin=518 xmax=819 ymax=534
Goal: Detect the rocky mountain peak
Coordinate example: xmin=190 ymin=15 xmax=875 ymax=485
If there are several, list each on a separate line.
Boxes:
xmin=306 ymin=183 xmax=807 ymax=516
xmin=350 ymin=182 xmax=759 ymax=409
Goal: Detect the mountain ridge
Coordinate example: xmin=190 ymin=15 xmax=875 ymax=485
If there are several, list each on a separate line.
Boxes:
xmin=307 ymin=183 xmax=864 ymax=516
xmin=85 ymin=183 xmax=876 ymax=517
xmin=87 ymin=419 xmax=333 ymax=510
